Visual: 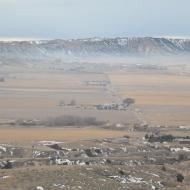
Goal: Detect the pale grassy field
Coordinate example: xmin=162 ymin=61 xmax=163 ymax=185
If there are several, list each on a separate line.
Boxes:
xmin=0 ymin=71 xmax=138 ymax=123
xmin=0 ymin=72 xmax=110 ymax=109
xmin=109 ymin=72 xmax=190 ymax=125
xmin=1 ymin=69 xmax=189 ymax=129
xmin=0 ymin=127 xmax=126 ymax=142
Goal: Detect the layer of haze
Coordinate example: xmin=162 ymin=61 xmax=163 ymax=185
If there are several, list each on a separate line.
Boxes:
xmin=0 ymin=0 xmax=190 ymax=39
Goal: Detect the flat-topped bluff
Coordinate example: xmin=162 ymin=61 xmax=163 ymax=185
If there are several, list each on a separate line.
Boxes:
xmin=1 ymin=37 xmax=190 ymax=60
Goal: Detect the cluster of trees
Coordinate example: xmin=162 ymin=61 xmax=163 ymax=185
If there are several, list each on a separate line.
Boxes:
xmin=145 ymin=134 xmax=174 ymax=143
xmin=59 ymin=99 xmax=76 ymax=106
xmin=122 ymin=98 xmax=135 ymax=106
xmin=16 ymin=115 xmax=105 ymax=127
xmin=46 ymin=115 xmax=105 ymax=126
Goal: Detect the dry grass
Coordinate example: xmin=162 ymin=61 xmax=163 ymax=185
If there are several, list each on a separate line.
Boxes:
xmin=120 ymin=91 xmax=190 ymax=106
xmin=109 ymin=73 xmax=190 ymax=86
xmin=109 ymin=72 xmax=190 ymax=125
xmin=0 ymin=127 xmax=125 ymax=142
xmin=109 ymin=73 xmax=190 ymax=106
xmin=0 ymin=72 xmax=110 ymax=109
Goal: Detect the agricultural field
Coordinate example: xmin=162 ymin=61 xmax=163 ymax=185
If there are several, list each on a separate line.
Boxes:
xmin=0 ymin=60 xmax=190 ymax=190
xmin=0 ymin=70 xmax=137 ymax=123
xmin=109 ymin=72 xmax=190 ymax=125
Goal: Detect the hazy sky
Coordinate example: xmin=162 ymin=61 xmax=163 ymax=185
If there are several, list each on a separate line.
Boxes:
xmin=0 ymin=0 xmax=190 ymax=39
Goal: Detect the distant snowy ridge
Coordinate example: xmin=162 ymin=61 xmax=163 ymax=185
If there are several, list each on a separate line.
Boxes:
xmin=0 ymin=37 xmax=190 ymax=61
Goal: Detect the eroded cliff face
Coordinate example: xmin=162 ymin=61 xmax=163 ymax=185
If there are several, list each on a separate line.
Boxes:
xmin=0 ymin=37 xmax=190 ymax=61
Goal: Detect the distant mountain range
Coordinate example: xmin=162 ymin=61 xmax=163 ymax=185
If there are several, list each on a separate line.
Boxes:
xmin=0 ymin=37 xmax=190 ymax=61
